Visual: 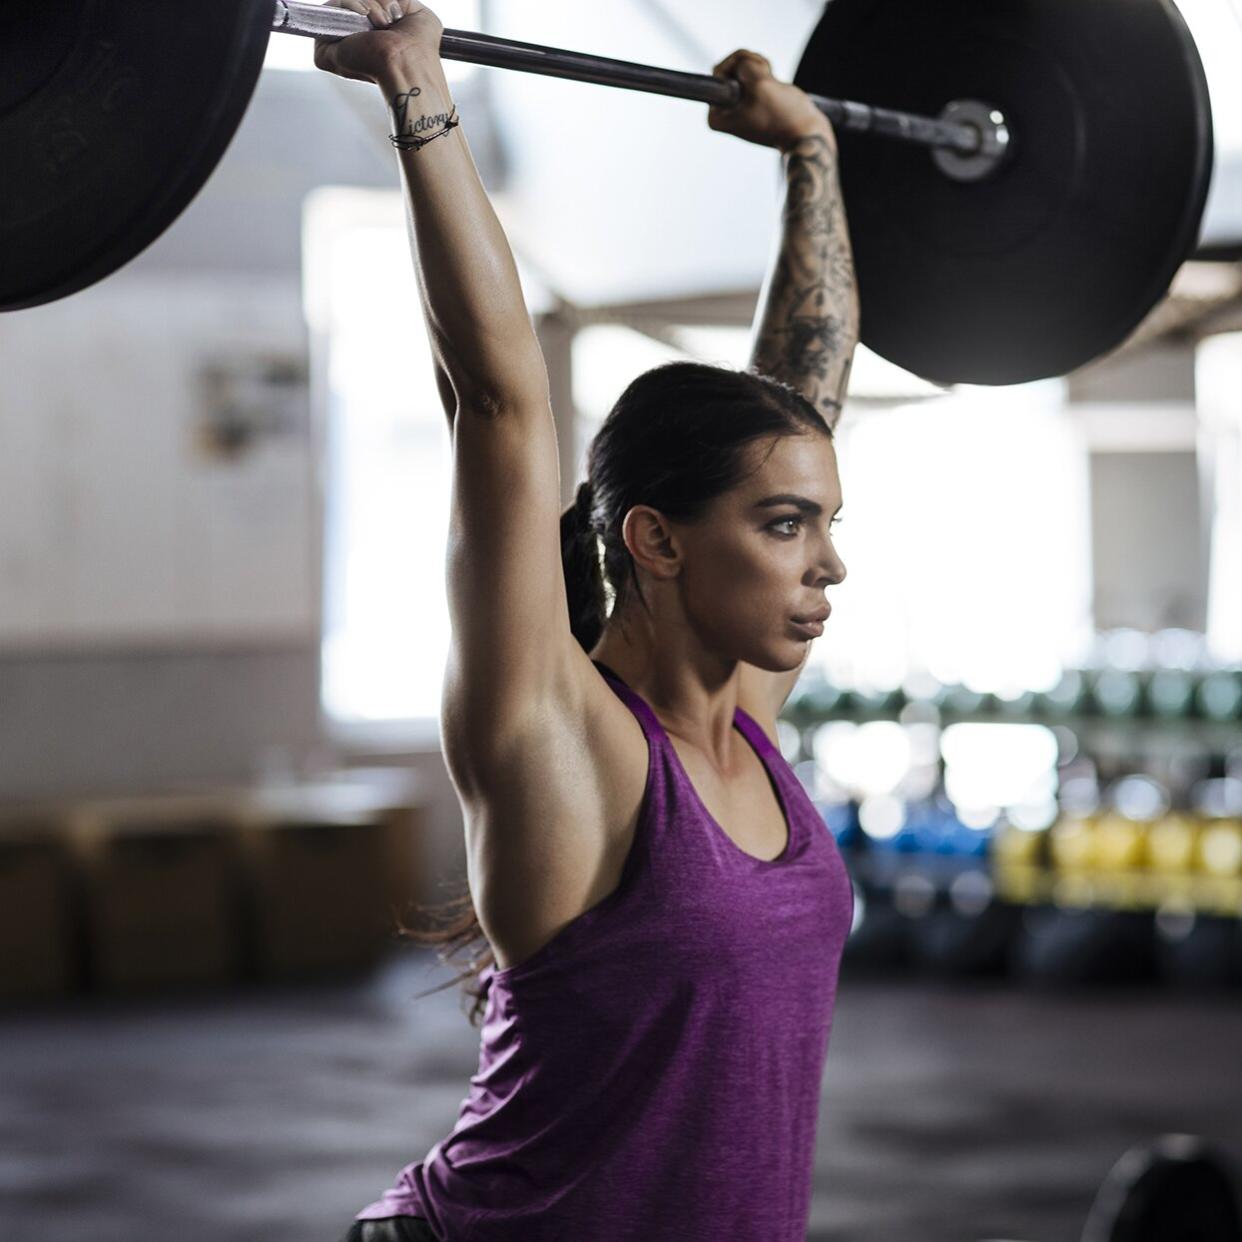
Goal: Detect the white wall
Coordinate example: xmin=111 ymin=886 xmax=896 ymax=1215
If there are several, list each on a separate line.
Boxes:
xmin=0 ymin=67 xmax=487 ymax=863
xmin=0 ymin=274 xmax=316 ymax=649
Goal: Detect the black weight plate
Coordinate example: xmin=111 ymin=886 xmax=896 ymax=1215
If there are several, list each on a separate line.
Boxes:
xmin=1081 ymin=1135 xmax=1242 ymax=1242
xmin=911 ymin=903 xmax=1022 ymax=977
xmin=794 ymin=0 xmax=1214 ymax=385
xmin=0 ymin=0 xmax=273 ymax=312
xmin=1154 ymin=912 xmax=1242 ymax=989
xmin=1010 ymin=907 xmax=1157 ymax=984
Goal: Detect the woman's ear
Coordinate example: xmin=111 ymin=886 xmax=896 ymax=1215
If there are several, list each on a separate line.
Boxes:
xmin=622 ymin=506 xmax=683 ymax=583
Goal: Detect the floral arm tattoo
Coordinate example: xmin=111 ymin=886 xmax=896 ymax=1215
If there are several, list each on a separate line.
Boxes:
xmin=749 ymin=132 xmax=859 ymax=431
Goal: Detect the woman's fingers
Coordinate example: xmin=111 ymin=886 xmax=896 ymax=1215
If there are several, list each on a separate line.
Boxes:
xmin=713 ymin=49 xmax=770 ymax=74
xmin=709 ymin=50 xmax=770 ymax=129
xmin=312 ymin=0 xmax=349 ymax=71
xmin=314 ymin=0 xmax=376 ymax=78
xmin=733 ymin=51 xmax=773 ymax=85
xmin=710 ymin=48 xmax=774 ymax=108
xmin=313 ymin=0 xmax=445 ymax=81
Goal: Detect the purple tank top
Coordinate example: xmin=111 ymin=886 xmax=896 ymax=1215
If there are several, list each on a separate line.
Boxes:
xmin=356 ymin=659 xmax=855 ymax=1240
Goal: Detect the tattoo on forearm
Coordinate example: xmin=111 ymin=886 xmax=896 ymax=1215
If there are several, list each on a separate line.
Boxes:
xmin=750 ymin=132 xmax=859 ymax=427
xmin=392 ymin=85 xmax=454 ymax=139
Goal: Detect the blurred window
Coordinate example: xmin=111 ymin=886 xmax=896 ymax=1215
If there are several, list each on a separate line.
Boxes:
xmin=307 ymin=184 xmax=551 ymax=744
xmin=1198 ymin=333 xmax=1242 ymax=663
xmin=307 ymin=190 xmax=453 ymax=743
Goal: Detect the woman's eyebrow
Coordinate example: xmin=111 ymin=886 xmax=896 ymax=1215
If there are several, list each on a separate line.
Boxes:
xmin=752 ymin=494 xmax=843 ymax=517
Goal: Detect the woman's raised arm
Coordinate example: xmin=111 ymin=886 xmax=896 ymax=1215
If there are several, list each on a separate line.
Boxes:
xmin=707 ymin=50 xmax=860 ymax=431
xmin=316 ymin=0 xmax=580 ymax=783
xmin=315 ymin=0 xmax=550 ymax=419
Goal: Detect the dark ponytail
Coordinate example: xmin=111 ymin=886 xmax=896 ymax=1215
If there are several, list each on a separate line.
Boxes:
xmin=559 ymin=478 xmax=608 ymax=654
xmin=399 ymin=360 xmax=833 ymax=1026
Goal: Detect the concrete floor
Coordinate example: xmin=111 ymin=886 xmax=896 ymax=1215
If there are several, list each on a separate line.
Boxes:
xmin=2 ymin=951 xmax=1240 ymax=1242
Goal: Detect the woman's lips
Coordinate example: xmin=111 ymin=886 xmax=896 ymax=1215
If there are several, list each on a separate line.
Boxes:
xmin=791 ymin=604 xmax=830 ymax=624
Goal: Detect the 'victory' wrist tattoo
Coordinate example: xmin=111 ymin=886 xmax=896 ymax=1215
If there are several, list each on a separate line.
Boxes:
xmin=390 ymin=85 xmax=459 ymax=149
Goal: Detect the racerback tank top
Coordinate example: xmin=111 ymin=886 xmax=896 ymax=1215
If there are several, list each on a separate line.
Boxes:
xmin=355 ymin=658 xmax=855 ymax=1240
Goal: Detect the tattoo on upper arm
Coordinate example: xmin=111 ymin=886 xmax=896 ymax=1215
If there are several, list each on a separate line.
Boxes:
xmin=751 ymin=132 xmax=859 ymax=426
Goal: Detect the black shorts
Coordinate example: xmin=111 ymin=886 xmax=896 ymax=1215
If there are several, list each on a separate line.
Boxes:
xmin=339 ymin=1216 xmax=438 ymax=1242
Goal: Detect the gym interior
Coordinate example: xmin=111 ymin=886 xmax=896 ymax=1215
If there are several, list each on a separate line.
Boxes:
xmin=2 ymin=1 xmax=1242 ymax=1240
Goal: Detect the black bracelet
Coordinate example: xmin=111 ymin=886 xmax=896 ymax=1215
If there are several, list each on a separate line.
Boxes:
xmin=390 ymin=108 xmax=460 ymax=152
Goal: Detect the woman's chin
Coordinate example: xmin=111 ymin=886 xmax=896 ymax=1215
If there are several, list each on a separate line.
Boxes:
xmin=748 ymin=645 xmax=809 ymax=673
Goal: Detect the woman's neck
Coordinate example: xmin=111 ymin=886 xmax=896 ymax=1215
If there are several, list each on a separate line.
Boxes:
xmin=589 ymin=619 xmax=744 ymax=768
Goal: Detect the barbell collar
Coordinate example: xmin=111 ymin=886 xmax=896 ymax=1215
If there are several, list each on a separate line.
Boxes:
xmin=931 ymin=100 xmax=1012 ymax=182
xmin=271 ymin=0 xmax=983 ymax=155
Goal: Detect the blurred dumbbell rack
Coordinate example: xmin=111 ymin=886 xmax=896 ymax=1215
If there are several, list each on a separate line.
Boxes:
xmin=779 ymin=660 xmax=1242 ymax=987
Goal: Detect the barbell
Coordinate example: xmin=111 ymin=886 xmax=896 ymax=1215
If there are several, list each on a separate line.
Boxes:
xmin=0 ymin=0 xmax=1215 ymax=386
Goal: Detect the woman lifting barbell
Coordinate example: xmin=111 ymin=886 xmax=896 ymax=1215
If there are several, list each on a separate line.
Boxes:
xmin=319 ymin=3 xmax=858 ymax=1239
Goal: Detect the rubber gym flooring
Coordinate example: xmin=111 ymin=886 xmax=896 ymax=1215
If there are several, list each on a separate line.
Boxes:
xmin=3 ymin=949 xmax=1240 ymax=1242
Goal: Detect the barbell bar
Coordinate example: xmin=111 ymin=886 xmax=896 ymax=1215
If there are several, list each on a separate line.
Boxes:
xmin=272 ymin=0 xmax=1002 ymax=162
xmin=0 ymin=0 xmax=1216 ymax=387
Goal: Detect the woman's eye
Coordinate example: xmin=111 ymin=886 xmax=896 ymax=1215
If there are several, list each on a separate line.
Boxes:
xmin=770 ymin=515 xmax=843 ymax=537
